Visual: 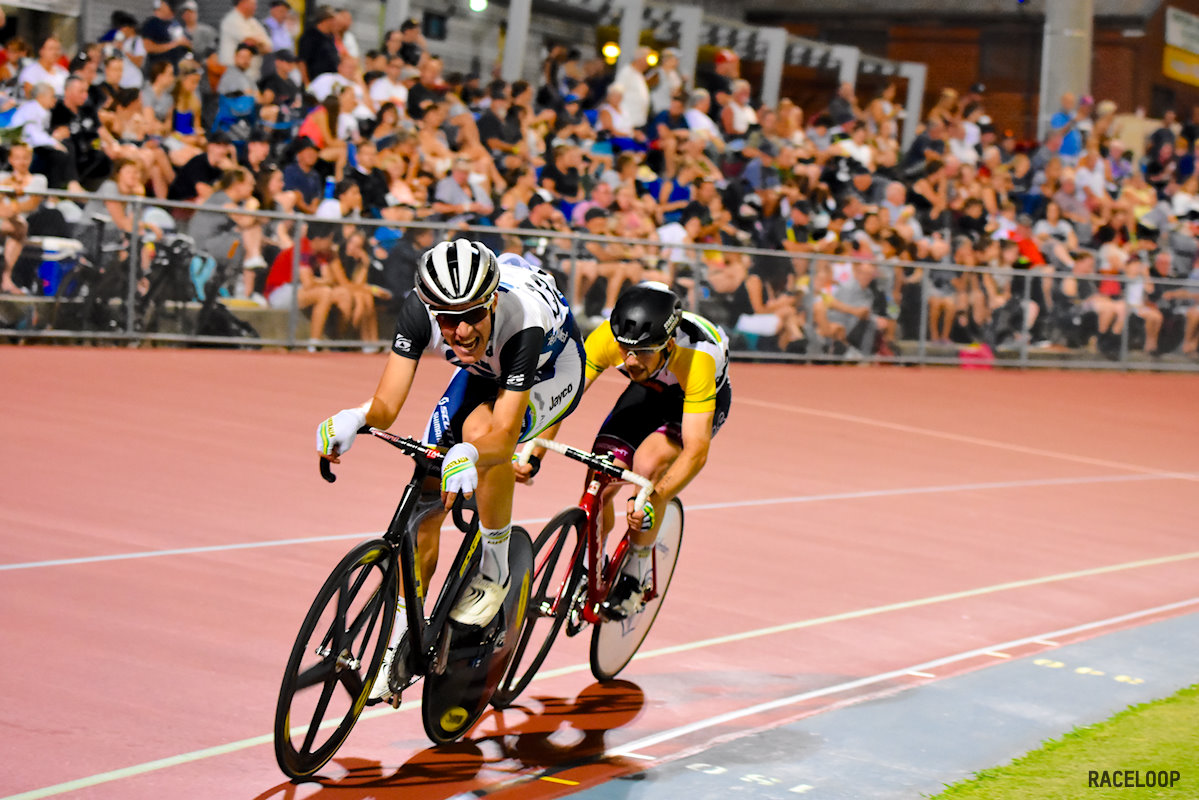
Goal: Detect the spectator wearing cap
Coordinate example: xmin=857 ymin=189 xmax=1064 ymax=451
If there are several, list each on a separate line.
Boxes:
xmin=220 ymin=0 xmax=272 ymax=82
xmin=168 ymin=131 xmax=235 ymax=202
xmin=397 ymin=18 xmax=426 ymax=67
xmin=258 ymin=49 xmax=302 ymax=115
xmin=297 ymin=6 xmax=339 ymax=84
xmin=552 ymin=93 xmax=597 ymax=145
xmin=19 ymin=36 xmax=69 ymax=98
xmin=178 ymin=1 xmax=218 ymax=61
xmin=703 ymin=48 xmax=739 ymax=122
xmin=264 ymin=0 xmax=298 ymax=54
xmin=141 ymin=2 xmax=191 ymax=71
xmin=98 ymin=11 xmax=147 ymax=90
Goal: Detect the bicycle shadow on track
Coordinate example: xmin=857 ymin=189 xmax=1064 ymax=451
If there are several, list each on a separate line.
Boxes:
xmin=251 ymin=680 xmax=646 ymax=800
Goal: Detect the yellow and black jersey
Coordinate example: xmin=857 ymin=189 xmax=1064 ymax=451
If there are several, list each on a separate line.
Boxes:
xmin=584 ymin=312 xmax=730 ymax=413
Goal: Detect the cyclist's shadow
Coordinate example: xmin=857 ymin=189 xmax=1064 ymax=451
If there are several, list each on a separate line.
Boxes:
xmin=252 ymin=679 xmax=645 ymax=800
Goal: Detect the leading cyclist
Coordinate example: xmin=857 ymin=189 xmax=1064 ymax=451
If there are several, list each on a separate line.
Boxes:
xmin=521 ymin=282 xmax=732 ymax=618
xmin=316 ymin=238 xmax=584 ymax=701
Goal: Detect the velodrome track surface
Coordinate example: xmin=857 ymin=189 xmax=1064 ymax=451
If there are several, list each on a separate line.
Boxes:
xmin=2 ymin=347 xmax=1198 ymax=799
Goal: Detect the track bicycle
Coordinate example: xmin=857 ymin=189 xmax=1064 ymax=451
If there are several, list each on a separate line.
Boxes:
xmin=273 ymin=428 xmax=533 ymax=780
xmin=492 ymin=437 xmax=684 ymax=707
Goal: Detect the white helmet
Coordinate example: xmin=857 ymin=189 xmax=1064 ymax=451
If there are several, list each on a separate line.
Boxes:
xmin=415 ymin=238 xmax=500 ymax=310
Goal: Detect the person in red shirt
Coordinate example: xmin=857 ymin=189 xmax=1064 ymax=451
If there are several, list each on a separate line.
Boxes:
xmin=265 ymin=222 xmax=347 ymax=346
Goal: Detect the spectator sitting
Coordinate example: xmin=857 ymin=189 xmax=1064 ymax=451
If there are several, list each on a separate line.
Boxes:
xmin=188 ymin=166 xmax=269 ymax=300
xmin=295 ymin=94 xmax=348 ymax=176
xmin=0 ymin=143 xmax=44 ymax=295
xmin=729 ymin=256 xmax=805 ymax=352
xmin=44 ymin=76 xmax=114 ymax=192
xmin=99 ymin=11 xmax=147 ymax=90
xmin=683 ymin=89 xmax=725 ymax=152
xmin=432 ymin=156 xmax=494 ymax=224
xmin=281 ymin=136 xmax=324 ymax=214
xmin=597 ymin=84 xmax=646 ymax=152
xmin=572 ymin=205 xmax=642 ymax=318
xmin=316 ymin=177 xmax=362 ymax=222
xmin=219 ymin=0 xmax=271 ymax=82
xmin=19 ymin=36 xmax=69 ymax=98
xmin=168 ymin=131 xmax=235 ymax=203
xmin=406 ymin=56 xmax=447 ymax=119
xmin=262 ymin=221 xmax=342 ymax=348
xmin=180 ymin=0 xmax=218 ymax=61
xmin=369 ymin=56 xmax=410 ymax=110
xmin=140 ymin=1 xmax=191 ymax=71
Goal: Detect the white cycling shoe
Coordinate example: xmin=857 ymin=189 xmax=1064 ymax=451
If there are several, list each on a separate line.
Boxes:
xmin=369 ymin=646 xmax=398 ymax=702
xmin=450 ymin=573 xmax=509 ymax=627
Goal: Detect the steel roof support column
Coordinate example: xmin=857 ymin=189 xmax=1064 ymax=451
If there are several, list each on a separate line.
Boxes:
xmin=617 ymin=0 xmax=646 ymax=72
xmin=674 ymin=5 xmax=702 ymax=92
xmin=898 ymin=61 xmax=926 ymax=152
xmin=831 ymin=44 xmax=860 ymax=88
xmin=500 ymin=0 xmax=533 ymax=82
xmin=760 ymin=27 xmax=787 ymax=108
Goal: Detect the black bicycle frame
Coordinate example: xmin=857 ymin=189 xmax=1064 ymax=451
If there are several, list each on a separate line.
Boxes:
xmin=320 ymin=427 xmax=482 ymax=680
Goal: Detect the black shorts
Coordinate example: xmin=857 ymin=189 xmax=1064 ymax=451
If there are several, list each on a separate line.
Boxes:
xmin=592 ymin=379 xmax=732 ymax=465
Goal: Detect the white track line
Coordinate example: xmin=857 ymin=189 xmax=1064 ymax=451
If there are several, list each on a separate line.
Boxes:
xmin=4 ymin=555 xmax=1197 ymax=800
xmin=607 ymin=597 xmax=1199 ymax=758
xmin=0 ymin=472 xmax=1184 ymax=572
xmin=737 ymin=397 xmax=1199 ymax=481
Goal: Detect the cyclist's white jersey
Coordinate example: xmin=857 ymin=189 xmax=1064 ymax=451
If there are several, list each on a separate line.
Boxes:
xmin=390 ymin=252 xmax=580 ymax=392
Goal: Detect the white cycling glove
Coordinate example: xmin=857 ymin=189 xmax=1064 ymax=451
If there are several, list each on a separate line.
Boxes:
xmin=317 ymin=405 xmax=368 ymax=458
xmin=629 ymin=495 xmax=656 ymax=532
xmin=441 ymin=442 xmax=480 ymax=497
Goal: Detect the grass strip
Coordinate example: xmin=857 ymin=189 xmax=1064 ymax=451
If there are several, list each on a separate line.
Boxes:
xmin=930 ymin=684 xmax=1198 ymax=799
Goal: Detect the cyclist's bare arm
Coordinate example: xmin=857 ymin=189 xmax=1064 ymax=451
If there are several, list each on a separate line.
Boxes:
xmin=652 ymin=409 xmax=713 ymax=502
xmin=364 ymin=352 xmax=419 ymax=429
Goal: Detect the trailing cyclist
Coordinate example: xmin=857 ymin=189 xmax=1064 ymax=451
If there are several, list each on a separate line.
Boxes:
xmin=316 ymin=238 xmax=584 ymax=702
xmin=521 ymin=281 xmax=731 ymax=619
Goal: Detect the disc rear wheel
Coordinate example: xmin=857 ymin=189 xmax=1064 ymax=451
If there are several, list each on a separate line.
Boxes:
xmin=590 ymin=499 xmax=684 ymax=681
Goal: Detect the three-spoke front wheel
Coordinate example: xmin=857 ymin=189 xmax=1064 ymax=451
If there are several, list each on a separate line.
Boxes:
xmin=274 ymin=539 xmax=396 ymax=780
xmin=590 ymin=499 xmax=684 ymax=681
xmin=491 ymin=508 xmax=585 ymax=708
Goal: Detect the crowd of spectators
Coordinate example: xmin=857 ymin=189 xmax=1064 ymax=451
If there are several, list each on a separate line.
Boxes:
xmin=1 ymin=0 xmax=1199 ymax=358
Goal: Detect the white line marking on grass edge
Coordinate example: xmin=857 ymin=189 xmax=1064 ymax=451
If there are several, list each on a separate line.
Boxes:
xmin=605 ymin=597 xmax=1199 ymax=758
xmin=4 ymin=565 xmax=1198 ymax=799
xmin=0 ymin=472 xmax=1184 ymax=571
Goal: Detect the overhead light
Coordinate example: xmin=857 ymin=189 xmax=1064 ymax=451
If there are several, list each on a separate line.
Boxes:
xmin=469 ymin=0 xmax=488 ymax=11
xmin=602 ymin=41 xmax=620 ymax=64
xmin=646 ymin=50 xmax=659 ymax=67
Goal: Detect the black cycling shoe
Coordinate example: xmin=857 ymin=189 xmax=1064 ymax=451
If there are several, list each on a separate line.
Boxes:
xmin=601 ymin=573 xmax=648 ymax=620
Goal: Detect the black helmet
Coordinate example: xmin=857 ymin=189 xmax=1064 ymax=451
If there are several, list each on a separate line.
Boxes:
xmin=610 ymin=282 xmax=682 ymax=349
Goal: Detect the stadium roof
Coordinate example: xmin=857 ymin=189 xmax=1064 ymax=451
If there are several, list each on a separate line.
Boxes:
xmin=739 ymin=0 xmax=1163 ymax=24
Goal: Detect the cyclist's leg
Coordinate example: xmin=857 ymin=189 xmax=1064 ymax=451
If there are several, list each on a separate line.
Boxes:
xmin=473 ymin=337 xmax=585 ymax=578
xmin=591 ymin=381 xmax=682 ymax=541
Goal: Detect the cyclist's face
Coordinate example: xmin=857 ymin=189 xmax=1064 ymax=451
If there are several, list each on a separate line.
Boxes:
xmin=435 ymin=299 xmax=492 ymax=363
xmin=619 ymin=343 xmax=667 ymax=381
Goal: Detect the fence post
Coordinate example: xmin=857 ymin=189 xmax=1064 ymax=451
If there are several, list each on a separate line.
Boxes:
xmin=805 ymin=256 xmax=816 ymax=363
xmin=287 ymin=212 xmax=303 ymax=349
xmin=567 ymin=235 xmax=580 ymax=315
xmin=917 ymin=265 xmax=929 ymax=362
xmin=1019 ymin=268 xmax=1032 ymax=367
xmin=125 ymin=198 xmax=144 ymax=338
xmin=690 ymin=244 xmax=702 ymax=314
xmin=1118 ymin=276 xmax=1130 ymax=371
